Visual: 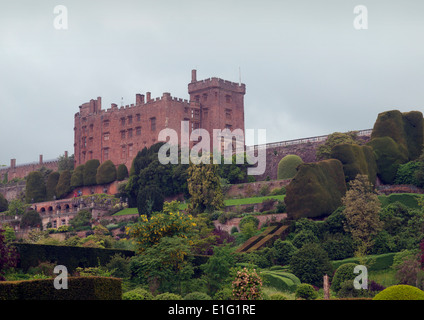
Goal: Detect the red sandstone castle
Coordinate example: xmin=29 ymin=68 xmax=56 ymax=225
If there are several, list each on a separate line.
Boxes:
xmin=73 ymin=70 xmax=246 ymax=169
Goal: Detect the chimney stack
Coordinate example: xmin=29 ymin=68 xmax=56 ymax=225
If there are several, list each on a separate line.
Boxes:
xmin=191 ymin=69 xmax=197 ymax=83
xmin=146 ymin=92 xmax=151 ymax=102
xmin=39 ymin=155 xmax=43 ymax=165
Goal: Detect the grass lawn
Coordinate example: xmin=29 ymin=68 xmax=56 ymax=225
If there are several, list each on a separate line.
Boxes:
xmin=113 ymin=195 xmax=285 ymax=216
xmin=224 ymin=195 xmax=285 ymax=206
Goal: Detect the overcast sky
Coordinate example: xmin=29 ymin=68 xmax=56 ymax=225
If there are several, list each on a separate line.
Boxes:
xmin=1 ymin=0 xmax=423 ymax=166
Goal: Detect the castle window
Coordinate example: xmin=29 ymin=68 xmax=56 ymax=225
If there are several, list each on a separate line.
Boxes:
xmin=128 ymin=128 xmax=133 ymax=138
xmin=82 ymin=137 xmax=87 ymax=148
xmin=195 ymin=95 xmax=200 ymax=103
xmin=136 ymin=127 xmax=141 ymax=136
xmin=121 ymin=146 xmax=126 ymax=159
xmin=128 ymin=115 xmax=133 ymax=124
xmin=128 ymin=144 xmax=134 ymax=158
xmin=120 ymin=130 xmax=126 ymax=139
xmin=225 ymin=109 xmax=232 ymax=120
xmin=203 ymin=109 xmax=209 ymax=120
xmin=103 ymin=133 xmax=110 ymax=141
xmin=202 ymin=93 xmax=208 ymax=101
xmin=225 ymin=95 xmax=231 ymax=103
xmin=150 ymin=117 xmax=156 ymax=131
xmin=103 ymin=148 xmax=109 ymax=160
xmin=89 ymin=124 xmax=94 ymax=132
xmin=136 ymin=113 xmax=141 ymax=121
xmin=121 ymin=117 xmax=126 ymax=126
xmin=103 ymin=120 xmax=109 ymax=127
xmin=184 ymin=107 xmax=189 ymax=113
xmin=88 ymin=137 xmax=93 ymax=147
xmin=89 ymin=151 xmax=93 ymax=160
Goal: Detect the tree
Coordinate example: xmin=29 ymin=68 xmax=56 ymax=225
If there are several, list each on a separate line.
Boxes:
xmin=289 ymin=243 xmax=333 ymax=288
xmin=342 ymin=174 xmax=383 ymax=255
xmin=55 ymin=170 xmax=72 ymax=199
xmin=129 ymin=236 xmax=194 ymax=295
xmin=137 ymin=186 xmax=164 ymax=217
xmin=0 ymin=228 xmax=18 ymax=280
xmin=277 ymin=154 xmax=303 ymax=180
xmin=0 ymin=193 xmax=8 ymax=212
xmin=201 ymin=244 xmax=235 ymax=295
xmin=71 ymin=164 xmax=85 ymax=188
xmin=57 ymin=153 xmax=75 ymax=172
xmin=316 ymin=131 xmax=361 ymax=160
xmin=117 ymin=164 xmax=129 ymax=181
xmin=25 ymin=171 xmax=46 ymax=203
xmin=68 ymin=209 xmax=92 ymax=229
xmin=187 ymin=161 xmax=224 ymax=215
xmin=45 ymin=171 xmax=60 ymax=200
xmin=83 ymin=159 xmax=100 ymax=186
xmin=20 ymin=210 xmax=42 ymax=229
xmin=96 ymin=160 xmax=117 ymax=185
xmin=232 ymin=267 xmax=263 ymax=300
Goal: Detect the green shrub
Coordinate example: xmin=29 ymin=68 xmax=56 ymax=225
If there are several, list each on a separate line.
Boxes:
xmin=155 ymin=292 xmax=183 ymax=300
xmin=269 ymin=293 xmax=287 ymax=300
xmin=55 ymin=170 xmax=72 ymax=199
xmin=239 ymin=215 xmax=260 ymax=231
xmin=45 ymin=172 xmax=60 ymax=201
xmin=367 ymin=110 xmax=424 ymax=184
xmin=25 ymin=171 xmax=46 ymax=203
xmin=0 ymin=276 xmax=122 ymax=300
xmin=71 ymin=165 xmax=85 ymax=188
xmin=184 ymin=292 xmax=212 ymax=300
xmin=137 ymin=186 xmax=164 ymax=217
xmin=213 ymin=287 xmax=233 ymax=300
xmin=331 ymin=263 xmax=357 ymax=293
xmin=394 ymin=161 xmax=422 ymax=185
xmin=273 ymin=239 xmax=297 ymax=265
xmin=285 ymin=159 xmax=347 ymax=219
xmin=122 ymin=287 xmax=153 ymax=300
xmin=262 ymin=272 xmax=296 ymax=292
xmin=373 ymin=285 xmax=424 ymax=300
xmin=295 ymin=283 xmax=317 ymax=300
xmin=277 ymin=155 xmax=303 ymax=180
xmin=83 ymin=159 xmax=100 ymax=186
xmin=367 ymin=137 xmax=408 ymax=184
xmin=12 ymin=243 xmax=134 ymax=273
xmin=96 ymin=160 xmax=117 ymax=185
xmin=117 ymin=164 xmax=129 ymax=181
xmin=0 ymin=193 xmax=8 ymax=212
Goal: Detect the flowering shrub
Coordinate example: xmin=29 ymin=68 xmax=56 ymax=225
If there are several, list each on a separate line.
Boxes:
xmin=125 ymin=211 xmax=196 ymax=253
xmin=232 ymin=267 xmax=263 ymax=300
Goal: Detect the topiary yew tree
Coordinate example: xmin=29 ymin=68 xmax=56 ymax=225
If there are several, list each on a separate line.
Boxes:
xmin=83 ymin=159 xmax=100 ymax=186
xmin=0 ymin=228 xmax=18 ymax=280
xmin=330 ymin=143 xmax=377 ymax=184
xmin=71 ymin=164 xmax=85 ymax=188
xmin=55 ymin=170 xmax=72 ymax=199
xmin=368 ymin=110 xmax=424 ymax=184
xmin=277 ymin=154 xmax=303 ymax=180
xmin=285 ymin=159 xmax=347 ymax=220
xmin=25 ymin=171 xmax=46 ymax=203
xmin=45 ymin=171 xmax=60 ymax=201
xmin=0 ymin=193 xmax=8 ymax=213
xmin=117 ymin=164 xmax=129 ymax=181
xmin=96 ymin=160 xmax=117 ymax=185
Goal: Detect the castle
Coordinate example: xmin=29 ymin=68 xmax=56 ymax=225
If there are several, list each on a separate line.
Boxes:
xmin=73 ymin=70 xmax=246 ymax=169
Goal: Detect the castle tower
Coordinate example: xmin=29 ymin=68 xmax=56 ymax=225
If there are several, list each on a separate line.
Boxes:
xmin=188 ymin=69 xmax=246 ymax=154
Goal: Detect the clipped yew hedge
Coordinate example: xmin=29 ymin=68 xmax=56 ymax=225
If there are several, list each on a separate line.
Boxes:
xmin=330 ymin=143 xmax=377 ymax=184
xmin=12 ymin=243 xmax=135 ymax=273
xmin=285 ymin=159 xmax=347 ymax=220
xmin=0 ymin=276 xmax=122 ymax=300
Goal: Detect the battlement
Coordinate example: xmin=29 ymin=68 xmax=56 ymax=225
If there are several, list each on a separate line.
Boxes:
xmin=188 ymin=76 xmax=246 ymax=94
xmin=75 ymin=92 xmax=190 ymax=118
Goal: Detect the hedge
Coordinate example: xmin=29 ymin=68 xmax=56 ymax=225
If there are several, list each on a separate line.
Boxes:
xmin=96 ymin=160 xmax=117 ymax=185
xmin=277 ymin=155 xmax=303 ymax=180
xmin=331 ymin=252 xmax=396 ymax=271
xmin=368 ymin=110 xmax=424 ymax=184
xmin=373 ymin=285 xmax=424 ymax=300
xmin=261 ymin=270 xmax=300 ymax=292
xmin=0 ymin=276 xmax=122 ymax=300
xmin=83 ymin=159 xmax=100 ymax=186
xmin=12 ymin=243 xmax=135 ymax=273
xmin=285 ymin=159 xmax=347 ymax=220
xmin=330 ymin=143 xmax=377 ymax=184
